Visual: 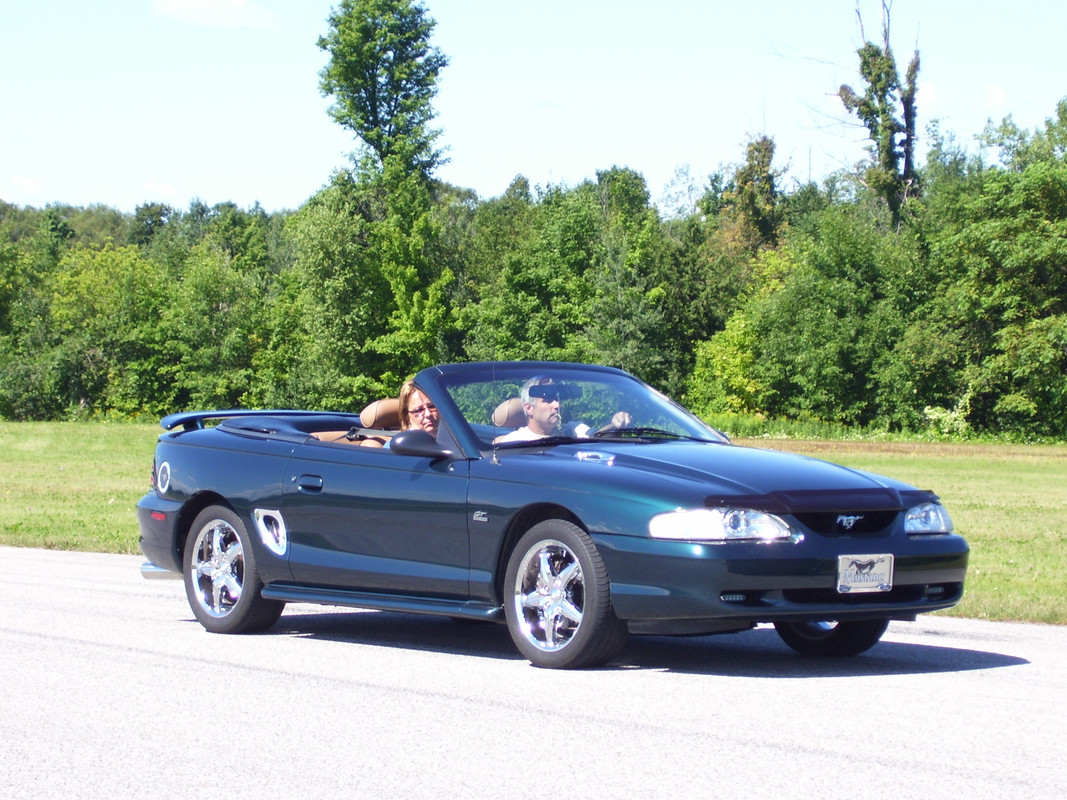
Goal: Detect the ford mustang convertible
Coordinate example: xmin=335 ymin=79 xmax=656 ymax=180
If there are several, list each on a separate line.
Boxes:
xmin=137 ymin=361 xmax=968 ymax=668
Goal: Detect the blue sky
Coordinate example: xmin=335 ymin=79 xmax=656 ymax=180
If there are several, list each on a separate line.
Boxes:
xmin=2 ymin=0 xmax=1064 ymax=213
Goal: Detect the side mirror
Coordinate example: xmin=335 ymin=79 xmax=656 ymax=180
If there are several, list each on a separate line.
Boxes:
xmin=389 ymin=429 xmax=453 ymax=460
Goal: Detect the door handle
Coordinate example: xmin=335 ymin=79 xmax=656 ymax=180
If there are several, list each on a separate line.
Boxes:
xmin=297 ymin=474 xmax=324 ymax=493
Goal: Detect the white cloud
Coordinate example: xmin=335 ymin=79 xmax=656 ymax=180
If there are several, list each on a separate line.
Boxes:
xmin=152 ymin=0 xmax=280 ymax=30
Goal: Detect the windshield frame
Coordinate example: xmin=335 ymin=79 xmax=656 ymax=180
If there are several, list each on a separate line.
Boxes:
xmin=416 ymin=361 xmax=727 ymax=457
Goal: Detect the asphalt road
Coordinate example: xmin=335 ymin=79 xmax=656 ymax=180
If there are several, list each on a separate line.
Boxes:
xmin=1 ymin=546 xmax=1064 ymax=799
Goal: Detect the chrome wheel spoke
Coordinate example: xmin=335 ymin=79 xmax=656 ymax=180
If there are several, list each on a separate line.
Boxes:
xmin=211 ymin=526 xmax=225 ymax=560
xmin=521 ymin=589 xmax=546 ymax=610
xmin=543 ymin=608 xmax=563 ymax=647
xmin=210 ymin=578 xmax=226 ymax=612
xmin=221 ymin=537 xmax=242 ymax=569
xmin=558 ymin=559 xmax=581 ymax=590
xmin=220 ymin=572 xmax=242 ymax=603
xmin=536 ymin=551 xmax=556 ymax=593
xmin=557 ymin=596 xmax=582 ymax=625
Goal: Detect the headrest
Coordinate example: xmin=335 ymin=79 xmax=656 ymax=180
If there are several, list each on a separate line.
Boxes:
xmin=360 ymin=397 xmax=401 ymax=429
xmin=492 ymin=397 xmax=526 ymax=427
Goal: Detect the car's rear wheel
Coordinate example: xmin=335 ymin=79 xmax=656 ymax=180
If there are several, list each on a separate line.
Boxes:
xmin=773 ymin=618 xmax=890 ymax=656
xmin=184 ymin=505 xmax=284 ymax=634
xmin=504 ymin=520 xmax=628 ymax=669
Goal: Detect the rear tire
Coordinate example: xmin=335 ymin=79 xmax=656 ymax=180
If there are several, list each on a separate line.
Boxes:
xmin=774 ymin=619 xmax=890 ymax=657
xmin=184 ymin=505 xmax=284 ymax=634
xmin=504 ymin=519 xmax=628 ymax=669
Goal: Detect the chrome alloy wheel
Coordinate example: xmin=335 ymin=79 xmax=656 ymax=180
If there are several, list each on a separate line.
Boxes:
xmin=189 ymin=517 xmax=245 ymax=619
xmin=511 ymin=538 xmax=586 ymax=652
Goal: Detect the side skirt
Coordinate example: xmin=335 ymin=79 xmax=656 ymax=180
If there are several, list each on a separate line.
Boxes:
xmin=261 ymin=583 xmax=504 ymax=622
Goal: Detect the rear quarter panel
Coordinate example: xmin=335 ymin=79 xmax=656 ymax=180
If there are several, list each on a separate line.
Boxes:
xmin=149 ymin=427 xmax=296 ymax=581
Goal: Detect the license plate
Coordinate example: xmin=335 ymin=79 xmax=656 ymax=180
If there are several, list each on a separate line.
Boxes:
xmin=836 ymin=553 xmax=894 ymax=593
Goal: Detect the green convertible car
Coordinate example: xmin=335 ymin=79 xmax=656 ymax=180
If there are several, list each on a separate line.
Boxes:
xmin=137 ymin=361 xmax=968 ymax=669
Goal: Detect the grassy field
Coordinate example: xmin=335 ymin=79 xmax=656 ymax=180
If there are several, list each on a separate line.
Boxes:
xmin=1 ymin=421 xmax=1064 ymax=624
xmin=0 ymin=421 xmax=158 ymax=553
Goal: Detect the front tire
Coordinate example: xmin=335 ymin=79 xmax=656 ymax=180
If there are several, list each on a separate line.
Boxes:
xmin=183 ymin=505 xmax=284 ymax=634
xmin=773 ymin=619 xmax=890 ymax=657
xmin=504 ymin=520 xmax=628 ymax=669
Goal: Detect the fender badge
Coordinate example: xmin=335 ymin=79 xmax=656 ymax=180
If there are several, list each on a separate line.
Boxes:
xmin=473 ymin=511 xmax=489 ymax=523
xmin=157 ymin=461 xmax=171 ymax=494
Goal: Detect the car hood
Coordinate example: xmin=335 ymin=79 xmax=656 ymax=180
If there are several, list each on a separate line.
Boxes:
xmin=549 ymin=441 xmax=932 ymax=513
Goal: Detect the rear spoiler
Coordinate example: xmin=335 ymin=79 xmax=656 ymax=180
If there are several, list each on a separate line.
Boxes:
xmin=159 ymin=409 xmax=351 ymax=432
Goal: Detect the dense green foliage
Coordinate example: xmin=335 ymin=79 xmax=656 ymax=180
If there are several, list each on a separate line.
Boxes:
xmin=2 ymin=2 xmax=1066 ymax=440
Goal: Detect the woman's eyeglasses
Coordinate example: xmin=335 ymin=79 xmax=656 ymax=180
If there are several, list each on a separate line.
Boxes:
xmin=408 ymin=403 xmax=437 ymax=417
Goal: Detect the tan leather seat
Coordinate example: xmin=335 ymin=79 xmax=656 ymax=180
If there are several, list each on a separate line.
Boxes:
xmin=310 ymin=430 xmax=357 ymax=443
xmin=360 ymin=397 xmax=401 ymax=429
xmin=492 ymin=397 xmax=525 ymax=428
xmin=310 ymin=398 xmax=402 ymax=447
xmin=357 ymin=397 xmax=401 ymax=446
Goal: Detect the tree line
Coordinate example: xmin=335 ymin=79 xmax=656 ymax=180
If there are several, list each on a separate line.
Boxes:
xmin=2 ymin=0 xmax=1066 ymax=440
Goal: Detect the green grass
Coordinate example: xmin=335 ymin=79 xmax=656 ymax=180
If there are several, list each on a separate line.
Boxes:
xmin=1 ymin=422 xmax=1063 ymax=624
xmin=0 ymin=421 xmax=158 ymax=553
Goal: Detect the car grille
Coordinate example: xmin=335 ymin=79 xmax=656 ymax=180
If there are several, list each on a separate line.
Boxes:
xmin=792 ymin=510 xmax=898 ymax=536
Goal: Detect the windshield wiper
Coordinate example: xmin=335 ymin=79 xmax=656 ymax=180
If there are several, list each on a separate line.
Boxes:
xmin=592 ymin=427 xmax=704 ymax=441
xmin=494 ymin=435 xmax=582 ymax=449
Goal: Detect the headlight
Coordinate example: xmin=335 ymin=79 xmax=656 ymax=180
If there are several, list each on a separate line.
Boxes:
xmin=649 ymin=508 xmax=793 ymax=542
xmin=904 ymin=502 xmax=954 ymax=534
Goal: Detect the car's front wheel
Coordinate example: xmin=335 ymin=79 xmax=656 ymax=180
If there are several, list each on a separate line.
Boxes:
xmin=773 ymin=619 xmax=890 ymax=656
xmin=504 ymin=520 xmax=628 ymax=669
xmin=184 ymin=505 xmax=284 ymax=634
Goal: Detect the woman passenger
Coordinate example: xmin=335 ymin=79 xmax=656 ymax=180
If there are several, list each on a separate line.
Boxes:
xmin=397 ymin=379 xmax=440 ymax=439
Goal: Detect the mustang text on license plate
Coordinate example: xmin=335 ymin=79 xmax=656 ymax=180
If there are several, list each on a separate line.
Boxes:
xmin=836 ymin=553 xmax=894 ymax=593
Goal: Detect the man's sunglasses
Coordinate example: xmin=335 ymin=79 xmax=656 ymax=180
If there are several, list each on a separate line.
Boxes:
xmin=527 ymin=383 xmax=582 ymax=402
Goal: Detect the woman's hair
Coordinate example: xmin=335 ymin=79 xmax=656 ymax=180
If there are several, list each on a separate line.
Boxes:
xmin=397 ymin=379 xmax=418 ymax=430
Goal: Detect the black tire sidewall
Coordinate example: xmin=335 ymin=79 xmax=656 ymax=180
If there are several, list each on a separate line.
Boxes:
xmin=773 ymin=618 xmax=890 ymax=657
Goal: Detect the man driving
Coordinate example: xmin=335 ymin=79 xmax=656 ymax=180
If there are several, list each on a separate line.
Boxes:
xmin=494 ymin=376 xmax=631 ymax=443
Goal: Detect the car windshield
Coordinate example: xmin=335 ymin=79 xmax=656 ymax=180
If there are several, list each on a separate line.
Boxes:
xmin=435 ymin=364 xmax=725 ymax=449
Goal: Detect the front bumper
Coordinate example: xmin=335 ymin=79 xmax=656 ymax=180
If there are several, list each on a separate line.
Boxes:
xmin=595 ymin=531 xmax=969 ymax=634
